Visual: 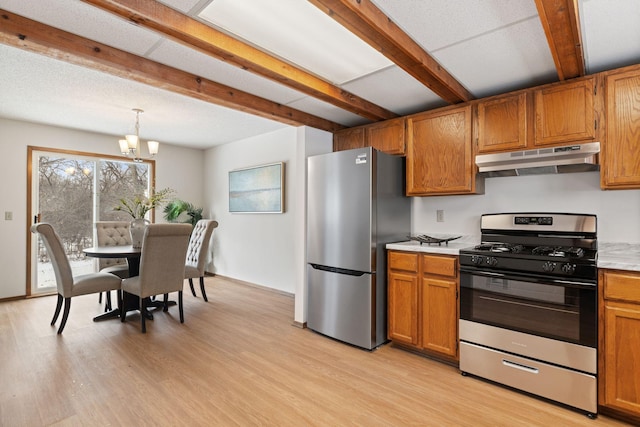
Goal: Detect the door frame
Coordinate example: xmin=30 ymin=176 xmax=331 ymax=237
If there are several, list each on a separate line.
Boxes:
xmin=26 ymin=146 xmax=156 ymax=296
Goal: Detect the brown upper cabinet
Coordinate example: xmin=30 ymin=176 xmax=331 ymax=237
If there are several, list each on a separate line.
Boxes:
xmin=476 ymin=92 xmax=529 ymax=153
xmin=601 ymin=65 xmax=640 ymax=189
xmin=333 ymin=117 xmax=406 ymax=155
xmin=477 ymin=77 xmax=600 ymax=154
xmin=534 ymin=77 xmax=598 ymax=147
xmin=406 ymin=105 xmax=482 ymax=196
xmin=333 ymin=127 xmax=365 ymax=152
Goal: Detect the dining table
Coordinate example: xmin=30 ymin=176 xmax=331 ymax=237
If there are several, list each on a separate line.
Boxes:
xmin=83 ymin=245 xmax=175 ymax=321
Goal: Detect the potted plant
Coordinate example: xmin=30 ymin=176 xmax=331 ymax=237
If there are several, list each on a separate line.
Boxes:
xmin=114 ymin=187 xmax=174 ymax=248
xmin=163 ymin=199 xmax=203 ymax=228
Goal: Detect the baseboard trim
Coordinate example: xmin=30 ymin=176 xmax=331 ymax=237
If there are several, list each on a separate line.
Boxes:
xmin=212 ymin=274 xmax=294 ymax=298
xmin=292 ymin=321 xmax=307 ymax=329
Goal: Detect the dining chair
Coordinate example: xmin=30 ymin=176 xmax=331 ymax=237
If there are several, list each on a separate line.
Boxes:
xmin=31 ymin=223 xmax=122 ymax=334
xmin=184 ymin=220 xmax=218 ymax=302
xmin=121 ymin=223 xmax=192 ymax=333
xmin=95 ymin=221 xmax=131 ymax=310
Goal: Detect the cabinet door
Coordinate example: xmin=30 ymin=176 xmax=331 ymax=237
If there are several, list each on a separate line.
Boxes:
xmin=388 ymin=271 xmax=419 ymax=345
xmin=534 ymin=78 xmax=595 ymax=146
xmin=406 ymin=106 xmax=475 ymax=195
xmin=421 ymin=276 xmax=458 ymax=358
xmin=603 ymin=301 xmax=640 ymax=415
xmin=367 ymin=118 xmax=406 ymax=155
xmin=333 ymin=127 xmax=365 ymax=151
xmin=602 ymin=68 xmax=640 ymax=188
xmin=477 ymin=92 xmax=528 ymax=153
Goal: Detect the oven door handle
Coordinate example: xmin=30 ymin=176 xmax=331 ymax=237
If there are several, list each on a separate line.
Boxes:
xmin=459 ymin=267 xmax=597 ymax=288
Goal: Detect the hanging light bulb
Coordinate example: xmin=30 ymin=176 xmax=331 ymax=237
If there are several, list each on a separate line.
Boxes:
xmin=118 ymin=108 xmax=160 ymax=162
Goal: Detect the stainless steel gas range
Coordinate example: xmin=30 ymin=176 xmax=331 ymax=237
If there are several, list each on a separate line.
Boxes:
xmin=458 ymin=213 xmax=598 ymax=418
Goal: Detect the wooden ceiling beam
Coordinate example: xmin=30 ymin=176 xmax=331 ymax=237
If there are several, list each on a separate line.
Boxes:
xmin=0 ymin=9 xmax=345 ymax=133
xmin=535 ymin=0 xmax=585 ymax=80
xmin=79 ymin=0 xmax=397 ymax=122
xmin=308 ymin=0 xmax=473 ymax=104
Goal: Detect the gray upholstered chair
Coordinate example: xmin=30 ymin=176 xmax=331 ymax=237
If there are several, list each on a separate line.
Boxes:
xmin=95 ymin=221 xmax=131 ymax=310
xmin=121 ymin=223 xmax=192 ymax=333
xmin=184 ymin=220 xmax=218 ymax=302
xmin=31 ymin=223 xmax=122 ymax=334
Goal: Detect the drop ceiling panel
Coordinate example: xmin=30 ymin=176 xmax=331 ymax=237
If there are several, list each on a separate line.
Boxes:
xmin=148 ymin=39 xmax=308 ymax=105
xmin=372 ymin=0 xmax=538 ymax=51
xmin=581 ymin=0 xmax=640 ymax=73
xmin=0 ymin=0 xmax=162 ymax=56
xmin=342 ymin=66 xmax=448 ymax=116
xmin=435 ymin=18 xmax=557 ymax=98
xmin=0 ymin=44 xmax=286 ymax=148
xmin=158 ymin=0 xmax=205 ymax=14
xmin=287 ymin=97 xmax=371 ymax=128
xmin=198 ymin=0 xmax=392 ymax=85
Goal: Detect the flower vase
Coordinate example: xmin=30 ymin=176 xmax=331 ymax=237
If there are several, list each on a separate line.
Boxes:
xmin=130 ymin=218 xmax=150 ymax=249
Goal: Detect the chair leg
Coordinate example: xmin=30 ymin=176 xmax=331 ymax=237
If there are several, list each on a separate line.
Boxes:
xmin=121 ymin=292 xmax=128 ymax=323
xmin=51 ymin=294 xmax=63 ymax=325
xmin=140 ymin=297 xmax=146 ymax=333
xmin=188 ymin=278 xmax=196 ymax=297
xmin=105 ymin=291 xmax=112 ymax=312
xmin=117 ymin=290 xmax=123 ymax=315
xmin=178 ymin=291 xmax=184 ymax=323
xmin=98 ymin=292 xmax=103 ymax=304
xmin=199 ymin=277 xmax=208 ymax=302
xmin=163 ymin=293 xmax=169 ymax=312
xmin=57 ymin=297 xmax=71 ymax=334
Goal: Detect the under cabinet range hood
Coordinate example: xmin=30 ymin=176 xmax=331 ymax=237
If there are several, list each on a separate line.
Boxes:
xmin=476 ymin=142 xmax=600 ymax=177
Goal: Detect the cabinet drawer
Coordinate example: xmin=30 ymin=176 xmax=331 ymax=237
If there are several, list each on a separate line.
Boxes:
xmin=389 ymin=251 xmax=418 ymax=272
xmin=422 ymin=255 xmax=457 ymax=277
xmin=603 ymin=271 xmax=640 ymax=303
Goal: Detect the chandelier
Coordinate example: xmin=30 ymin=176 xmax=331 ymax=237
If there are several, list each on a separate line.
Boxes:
xmin=118 ymin=108 xmax=159 ymax=162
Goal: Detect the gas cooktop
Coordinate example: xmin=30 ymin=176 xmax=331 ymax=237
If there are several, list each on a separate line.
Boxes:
xmin=459 ymin=213 xmax=598 ymax=282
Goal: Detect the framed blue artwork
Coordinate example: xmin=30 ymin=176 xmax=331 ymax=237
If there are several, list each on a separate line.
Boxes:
xmin=229 ymin=162 xmax=284 ymax=213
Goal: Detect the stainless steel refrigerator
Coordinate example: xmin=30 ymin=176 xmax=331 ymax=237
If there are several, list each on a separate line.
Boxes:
xmin=306 ymin=147 xmax=411 ymax=349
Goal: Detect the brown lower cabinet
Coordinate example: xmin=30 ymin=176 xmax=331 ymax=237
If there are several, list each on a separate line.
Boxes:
xmin=388 ymin=250 xmax=459 ymax=362
xmin=598 ymin=269 xmax=640 ymax=422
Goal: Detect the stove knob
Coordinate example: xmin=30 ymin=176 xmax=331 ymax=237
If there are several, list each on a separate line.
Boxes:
xmin=542 ymin=261 xmax=557 ymax=272
xmin=486 ymin=257 xmax=498 ymax=267
xmin=471 ymin=255 xmax=484 ymax=265
xmin=561 ymin=263 xmax=576 ymax=274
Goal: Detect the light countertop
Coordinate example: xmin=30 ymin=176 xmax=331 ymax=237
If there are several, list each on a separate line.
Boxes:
xmin=386 ymin=235 xmax=478 ymax=256
xmin=598 ymin=243 xmax=640 ymax=272
xmin=387 ymin=238 xmax=640 ymax=272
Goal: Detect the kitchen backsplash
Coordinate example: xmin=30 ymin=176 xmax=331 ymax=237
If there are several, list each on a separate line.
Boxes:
xmin=413 ymin=171 xmax=640 ymax=244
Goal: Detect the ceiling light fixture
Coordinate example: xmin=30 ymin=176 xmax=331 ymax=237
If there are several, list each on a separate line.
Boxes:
xmin=118 ymin=108 xmax=159 ymax=162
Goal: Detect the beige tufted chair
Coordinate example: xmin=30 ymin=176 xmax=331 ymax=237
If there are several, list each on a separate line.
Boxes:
xmin=184 ymin=220 xmax=218 ymax=302
xmin=31 ymin=223 xmax=122 ymax=334
xmin=121 ymin=223 xmax=192 ymax=333
xmin=95 ymin=221 xmax=131 ymax=310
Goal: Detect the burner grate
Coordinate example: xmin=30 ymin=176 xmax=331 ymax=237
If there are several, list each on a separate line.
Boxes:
xmin=474 ymin=243 xmax=525 ymax=253
xmin=532 ymin=246 xmax=585 ymax=258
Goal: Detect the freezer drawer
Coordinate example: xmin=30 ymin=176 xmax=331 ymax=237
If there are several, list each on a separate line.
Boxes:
xmin=307 ymin=264 xmax=384 ymax=350
xmin=460 ymin=341 xmax=596 ymax=414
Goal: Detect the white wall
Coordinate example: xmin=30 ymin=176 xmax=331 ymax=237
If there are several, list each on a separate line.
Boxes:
xmin=203 ymin=127 xmax=296 ymax=293
xmin=0 ymin=117 xmax=205 ymax=299
xmin=413 ymin=171 xmax=640 ymax=243
xmin=203 ymin=127 xmax=333 ymax=301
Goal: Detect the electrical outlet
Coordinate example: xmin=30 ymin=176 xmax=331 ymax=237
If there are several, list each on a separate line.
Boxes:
xmin=5 ymin=211 xmax=13 ymax=220
xmin=436 ymin=210 xmax=444 ymax=222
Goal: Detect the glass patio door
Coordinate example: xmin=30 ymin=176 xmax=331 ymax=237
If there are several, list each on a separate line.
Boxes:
xmin=30 ymin=149 xmax=151 ymax=295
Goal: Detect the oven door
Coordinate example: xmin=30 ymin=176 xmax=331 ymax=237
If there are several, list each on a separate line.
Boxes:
xmin=460 ymin=268 xmax=597 ymax=348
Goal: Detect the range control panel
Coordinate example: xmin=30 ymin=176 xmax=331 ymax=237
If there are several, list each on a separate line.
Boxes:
xmin=514 ymin=216 xmax=553 ymax=226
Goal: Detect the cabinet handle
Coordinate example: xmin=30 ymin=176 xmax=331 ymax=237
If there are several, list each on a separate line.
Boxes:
xmin=502 ymin=359 xmax=539 ymax=374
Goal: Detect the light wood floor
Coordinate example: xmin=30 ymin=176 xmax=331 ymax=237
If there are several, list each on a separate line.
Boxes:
xmin=0 ymin=276 xmax=633 ymax=426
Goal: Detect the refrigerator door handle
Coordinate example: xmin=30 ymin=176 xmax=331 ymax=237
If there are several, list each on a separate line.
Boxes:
xmin=308 ymin=263 xmax=369 ymax=277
